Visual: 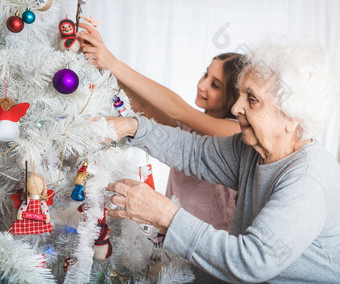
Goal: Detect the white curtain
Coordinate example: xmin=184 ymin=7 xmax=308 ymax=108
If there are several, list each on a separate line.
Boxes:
xmin=64 ymin=0 xmax=340 ymax=194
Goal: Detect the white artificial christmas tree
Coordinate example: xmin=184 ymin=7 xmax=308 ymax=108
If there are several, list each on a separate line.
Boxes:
xmin=0 ymin=0 xmax=194 ymax=283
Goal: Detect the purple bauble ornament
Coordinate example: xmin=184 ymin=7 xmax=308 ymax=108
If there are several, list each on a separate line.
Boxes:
xmin=53 ymin=69 xmax=79 ymax=94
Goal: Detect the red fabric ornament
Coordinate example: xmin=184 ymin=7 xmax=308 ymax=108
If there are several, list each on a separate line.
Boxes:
xmin=139 ymin=165 xmax=155 ymax=238
xmin=139 ymin=164 xmax=155 ymax=190
xmin=0 ymin=103 xmax=29 ymax=122
xmin=11 ymin=192 xmax=24 ymax=209
xmin=6 ymin=15 xmax=24 ymax=33
xmin=10 ymin=199 xmax=53 ymax=235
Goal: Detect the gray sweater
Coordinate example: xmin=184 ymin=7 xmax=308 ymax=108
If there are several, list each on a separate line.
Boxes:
xmin=127 ymin=116 xmax=340 ymax=283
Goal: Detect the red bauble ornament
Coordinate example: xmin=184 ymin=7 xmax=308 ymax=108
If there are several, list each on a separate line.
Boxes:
xmin=7 ymin=12 xmax=24 ymax=33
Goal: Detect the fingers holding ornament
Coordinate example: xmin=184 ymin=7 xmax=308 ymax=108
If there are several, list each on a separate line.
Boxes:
xmin=106 ymin=179 xmax=134 ymax=197
xmin=110 ymin=195 xmax=126 ymax=209
xmin=84 ymin=52 xmax=96 ymax=60
xmin=78 ymin=22 xmax=103 ymax=45
xmin=106 ymin=179 xmax=180 ymax=233
xmin=106 ymin=208 xmax=129 ymax=219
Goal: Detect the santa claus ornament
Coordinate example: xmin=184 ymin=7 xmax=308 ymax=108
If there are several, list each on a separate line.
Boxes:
xmin=77 ymin=204 xmax=113 ymax=260
xmin=93 ymin=211 xmax=113 ymax=260
xmin=0 ymin=76 xmax=30 ymax=141
xmin=59 ymin=18 xmax=80 ymax=52
xmin=10 ymin=173 xmax=54 ymax=235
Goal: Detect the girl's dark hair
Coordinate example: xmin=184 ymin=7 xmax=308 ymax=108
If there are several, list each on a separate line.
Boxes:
xmin=213 ymin=53 xmax=246 ymax=119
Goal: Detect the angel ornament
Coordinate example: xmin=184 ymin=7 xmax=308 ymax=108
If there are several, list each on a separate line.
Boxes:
xmin=10 ymin=173 xmax=53 ymax=235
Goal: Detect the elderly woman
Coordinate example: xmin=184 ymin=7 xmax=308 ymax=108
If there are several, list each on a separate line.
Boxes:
xmin=106 ymin=38 xmax=340 ymax=283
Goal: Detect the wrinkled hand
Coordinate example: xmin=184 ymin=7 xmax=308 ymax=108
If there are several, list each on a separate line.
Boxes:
xmin=77 ymin=22 xmax=117 ymax=71
xmin=17 ymin=212 xmax=22 ymax=220
xmin=106 ymin=179 xmax=179 ymax=233
xmin=105 ymin=116 xmax=139 ymax=141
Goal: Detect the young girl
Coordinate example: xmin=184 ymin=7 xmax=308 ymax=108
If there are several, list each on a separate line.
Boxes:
xmin=77 ymin=23 xmax=243 ymax=231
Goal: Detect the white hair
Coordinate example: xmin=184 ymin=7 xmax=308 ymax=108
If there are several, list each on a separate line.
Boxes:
xmin=239 ymin=37 xmax=339 ymax=140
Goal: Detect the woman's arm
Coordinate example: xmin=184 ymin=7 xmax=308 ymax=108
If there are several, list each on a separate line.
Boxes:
xmin=106 ymin=175 xmax=327 ymax=283
xmin=78 ymin=23 xmax=240 ymax=136
xmin=107 ymin=116 xmax=241 ymax=189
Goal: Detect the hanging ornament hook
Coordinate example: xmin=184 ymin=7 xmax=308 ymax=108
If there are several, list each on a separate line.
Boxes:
xmin=76 ymin=0 xmax=87 ymax=32
xmin=3 ymin=70 xmax=12 ymax=98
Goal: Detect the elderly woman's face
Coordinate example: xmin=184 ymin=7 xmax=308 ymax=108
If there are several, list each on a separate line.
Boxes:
xmin=231 ymin=69 xmax=287 ymax=153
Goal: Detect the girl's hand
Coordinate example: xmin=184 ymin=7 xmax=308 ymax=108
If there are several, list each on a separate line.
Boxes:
xmin=106 ymin=179 xmax=179 ymax=233
xmin=105 ymin=117 xmax=139 ymax=141
xmin=77 ymin=22 xmax=117 ymax=71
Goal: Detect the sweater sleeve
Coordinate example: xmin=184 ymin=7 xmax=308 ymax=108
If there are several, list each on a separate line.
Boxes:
xmin=163 ymin=175 xmax=326 ymax=283
xmin=126 ymin=116 xmax=241 ymax=189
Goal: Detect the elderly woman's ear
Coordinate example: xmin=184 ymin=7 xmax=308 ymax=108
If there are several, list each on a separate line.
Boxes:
xmin=285 ymin=117 xmax=301 ymax=133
